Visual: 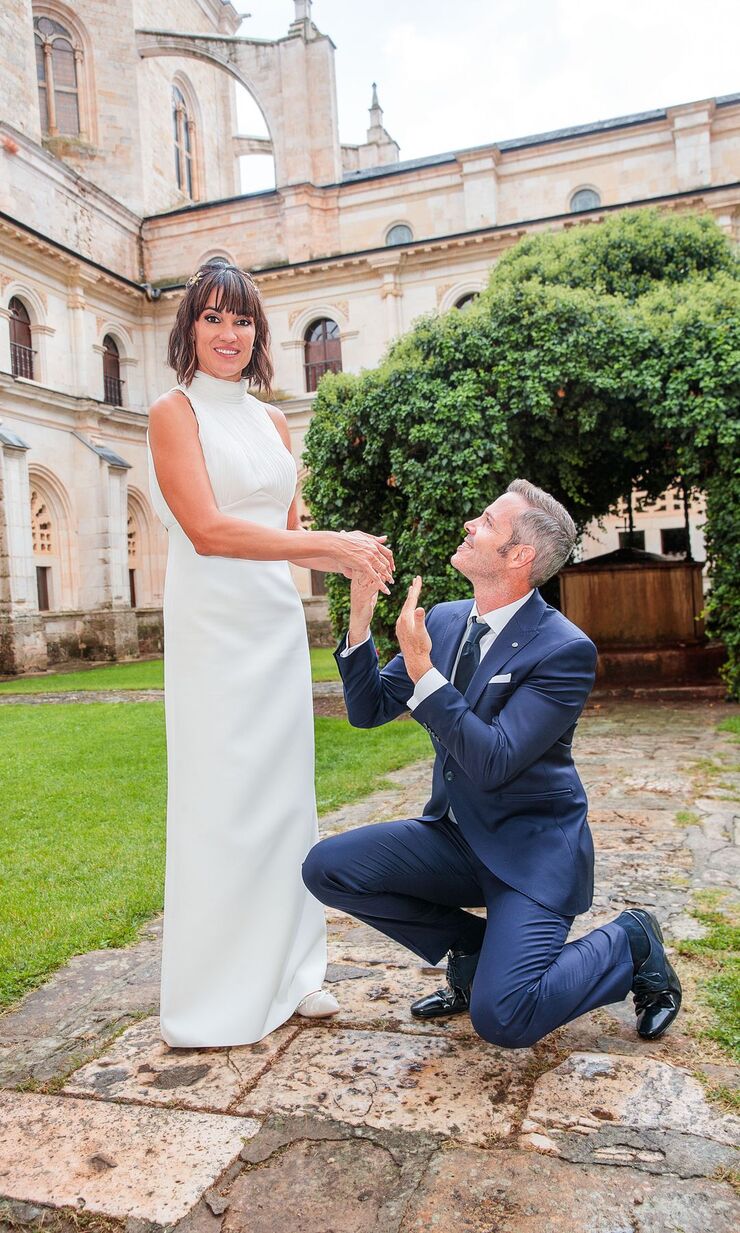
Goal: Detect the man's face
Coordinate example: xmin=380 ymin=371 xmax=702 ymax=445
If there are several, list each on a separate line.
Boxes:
xmin=451 ymin=492 xmax=531 ymax=584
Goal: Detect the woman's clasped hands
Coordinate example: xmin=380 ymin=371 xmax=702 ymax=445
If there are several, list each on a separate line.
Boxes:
xmin=334 ymin=530 xmax=395 ymax=594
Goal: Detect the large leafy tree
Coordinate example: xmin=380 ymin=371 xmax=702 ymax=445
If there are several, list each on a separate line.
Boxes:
xmin=304 ymin=210 xmax=740 ymax=692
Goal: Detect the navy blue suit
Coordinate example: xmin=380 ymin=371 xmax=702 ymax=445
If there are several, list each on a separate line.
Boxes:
xmin=303 ymin=590 xmax=634 ymax=1047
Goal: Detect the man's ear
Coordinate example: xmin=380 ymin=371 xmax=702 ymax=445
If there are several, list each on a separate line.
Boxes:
xmin=511 ymin=544 xmax=536 ymax=571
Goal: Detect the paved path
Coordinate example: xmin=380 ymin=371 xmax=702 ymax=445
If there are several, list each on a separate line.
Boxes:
xmin=0 ymin=682 xmax=346 ymax=705
xmin=0 ymin=700 xmax=738 ymax=1232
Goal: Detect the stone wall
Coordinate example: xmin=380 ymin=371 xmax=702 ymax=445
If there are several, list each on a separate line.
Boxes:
xmin=0 ymin=0 xmax=41 ymax=146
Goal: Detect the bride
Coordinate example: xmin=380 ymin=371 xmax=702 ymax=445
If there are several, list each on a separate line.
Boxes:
xmin=147 ymin=259 xmax=393 ymax=1046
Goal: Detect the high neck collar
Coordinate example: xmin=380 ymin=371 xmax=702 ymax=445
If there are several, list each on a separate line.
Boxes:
xmin=188 ymin=370 xmax=248 ymax=404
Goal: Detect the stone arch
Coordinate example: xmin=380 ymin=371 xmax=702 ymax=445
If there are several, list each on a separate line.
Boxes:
xmin=3 ymin=282 xmax=46 ymax=324
xmin=134 ymin=30 xmax=342 ymax=188
xmin=137 ymin=34 xmax=275 ymax=149
xmin=126 ymin=486 xmax=156 ymax=608
xmin=197 ymin=248 xmax=238 ymax=267
xmin=27 ymin=464 xmax=78 ymax=610
xmin=290 ymin=302 xmax=349 ymax=340
xmin=1 ymin=283 xmax=52 ymax=383
xmin=438 ymin=282 xmax=485 ymax=313
xmin=95 ymin=321 xmax=134 ymax=354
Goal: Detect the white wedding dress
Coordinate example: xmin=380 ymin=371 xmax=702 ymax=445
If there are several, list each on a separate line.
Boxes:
xmin=147 ymin=370 xmax=327 ymax=1046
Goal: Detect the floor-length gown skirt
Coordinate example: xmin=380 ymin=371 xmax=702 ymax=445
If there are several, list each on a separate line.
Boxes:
xmin=159 ymin=490 xmax=327 ymax=1047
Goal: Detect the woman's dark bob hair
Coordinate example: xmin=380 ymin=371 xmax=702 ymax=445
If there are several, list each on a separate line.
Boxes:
xmin=167 ymin=260 xmax=274 ymax=391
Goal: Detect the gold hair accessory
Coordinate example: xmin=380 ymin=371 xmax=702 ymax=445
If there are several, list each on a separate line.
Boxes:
xmin=186 ymin=270 xmax=205 ymax=288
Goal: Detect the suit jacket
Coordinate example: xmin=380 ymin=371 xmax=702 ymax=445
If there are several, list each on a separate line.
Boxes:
xmin=335 ymin=589 xmax=598 ymax=917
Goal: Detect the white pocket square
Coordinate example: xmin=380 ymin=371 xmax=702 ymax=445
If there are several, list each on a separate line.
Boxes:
xmin=488 ymin=673 xmax=512 ymax=684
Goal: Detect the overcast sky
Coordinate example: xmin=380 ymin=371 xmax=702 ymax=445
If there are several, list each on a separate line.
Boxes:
xmin=235 ymin=0 xmax=738 ymax=189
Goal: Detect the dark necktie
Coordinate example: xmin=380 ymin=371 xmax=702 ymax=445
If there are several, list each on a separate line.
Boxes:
xmin=453 ymin=618 xmax=489 ymax=694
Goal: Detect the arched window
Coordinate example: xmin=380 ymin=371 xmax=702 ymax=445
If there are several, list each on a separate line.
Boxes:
xmin=102 ymin=335 xmax=123 ymax=406
xmin=455 ymin=293 xmax=478 ymax=311
xmin=9 ymin=298 xmax=35 ymax=379
xmin=386 ymin=223 xmax=413 ymax=246
xmin=34 ymin=15 xmax=81 ymax=137
xmin=570 ymin=188 xmax=601 ymax=213
xmin=304 ymin=319 xmax=342 ymax=392
xmin=172 ymin=85 xmax=195 ymax=199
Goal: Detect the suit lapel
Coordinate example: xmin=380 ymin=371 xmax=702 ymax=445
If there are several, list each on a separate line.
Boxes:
xmin=432 ymin=601 xmax=474 ymax=681
xmin=464 ymin=590 xmax=546 ymax=708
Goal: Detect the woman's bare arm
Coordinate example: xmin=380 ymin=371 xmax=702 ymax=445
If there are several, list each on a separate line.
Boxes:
xmin=148 ymin=391 xmax=393 ymax=586
xmin=266 ymin=405 xmax=369 ymax=575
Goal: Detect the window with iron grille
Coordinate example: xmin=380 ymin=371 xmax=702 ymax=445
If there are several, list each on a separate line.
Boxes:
xmin=304 ymin=319 xmax=342 ymax=393
xmin=9 ymin=298 xmax=35 ymax=380
xmin=102 ymin=335 xmax=124 ymax=406
xmin=34 ymin=15 xmax=81 ymax=137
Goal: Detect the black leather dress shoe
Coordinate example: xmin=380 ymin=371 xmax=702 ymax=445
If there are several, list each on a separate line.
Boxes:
xmin=410 ymin=948 xmax=480 ymax=1019
xmin=617 ymin=908 xmax=682 ymax=1040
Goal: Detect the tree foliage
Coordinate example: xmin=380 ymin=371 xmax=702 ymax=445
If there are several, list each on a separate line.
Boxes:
xmin=303 ymin=210 xmax=740 ymax=692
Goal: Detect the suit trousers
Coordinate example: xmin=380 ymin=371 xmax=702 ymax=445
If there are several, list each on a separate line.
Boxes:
xmin=302 ymin=816 xmax=635 ymax=1049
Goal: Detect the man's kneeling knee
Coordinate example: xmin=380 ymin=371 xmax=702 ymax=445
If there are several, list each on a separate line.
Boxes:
xmin=301 ymin=839 xmax=337 ymax=902
xmin=470 ymin=1004 xmax=542 ymax=1050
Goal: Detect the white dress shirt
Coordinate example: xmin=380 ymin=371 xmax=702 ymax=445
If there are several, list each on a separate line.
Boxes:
xmin=406 ymin=590 xmax=534 ymax=711
xmin=340 ymin=590 xmax=534 ymax=825
xmin=340 ymin=591 xmax=534 ymax=708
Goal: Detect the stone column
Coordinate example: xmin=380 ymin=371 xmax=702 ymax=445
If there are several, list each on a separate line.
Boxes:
xmin=0 ymin=306 xmax=12 ymax=373
xmin=73 ymin=432 xmax=138 ymax=660
xmin=67 ymin=276 xmax=89 ymax=396
xmin=0 ymin=426 xmax=47 ymax=673
xmin=369 ymin=253 xmax=405 ymax=343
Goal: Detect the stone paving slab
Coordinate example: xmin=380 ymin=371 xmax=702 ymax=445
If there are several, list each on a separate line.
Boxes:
xmin=223 ymin=1117 xmax=439 ymax=1233
xmin=327 ymin=916 xmax=427 ymax=968
xmin=521 ymin=1051 xmax=740 ymax=1155
xmin=0 ymin=1091 xmax=258 ymax=1225
xmin=398 ymin=1146 xmax=740 ymax=1233
xmin=324 ymin=962 xmax=479 ymax=1038
xmin=236 ymin=1027 xmax=533 ymax=1144
xmin=64 ymin=1017 xmax=299 ymax=1113
xmin=0 ymin=923 xmax=161 ymax=1089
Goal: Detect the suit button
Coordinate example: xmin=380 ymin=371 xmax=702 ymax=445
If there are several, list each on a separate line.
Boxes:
xmin=444 ymin=770 xmax=455 ymax=782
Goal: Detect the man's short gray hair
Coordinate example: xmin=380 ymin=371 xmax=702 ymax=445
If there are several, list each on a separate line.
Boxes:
xmin=501 ymin=479 xmax=577 ymax=587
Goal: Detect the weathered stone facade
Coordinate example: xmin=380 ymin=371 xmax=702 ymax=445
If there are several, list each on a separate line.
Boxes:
xmin=1 ymin=0 xmax=738 ymax=671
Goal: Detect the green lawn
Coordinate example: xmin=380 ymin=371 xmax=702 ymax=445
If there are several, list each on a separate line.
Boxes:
xmin=677 ymin=901 xmax=740 ymax=1062
xmin=0 ymin=648 xmax=339 ymax=693
xmin=0 ymin=702 xmax=429 ymax=1008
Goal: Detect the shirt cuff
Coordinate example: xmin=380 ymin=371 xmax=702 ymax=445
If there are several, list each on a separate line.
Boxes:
xmin=339 ymin=631 xmax=371 ymax=657
xmin=407 ymin=667 xmax=448 ymax=711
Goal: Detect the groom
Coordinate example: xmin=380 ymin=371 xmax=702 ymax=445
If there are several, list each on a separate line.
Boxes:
xmin=303 ymin=479 xmax=682 ymax=1047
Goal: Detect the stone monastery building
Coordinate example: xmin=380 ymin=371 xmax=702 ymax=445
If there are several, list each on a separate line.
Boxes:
xmin=0 ymin=0 xmax=738 ymax=672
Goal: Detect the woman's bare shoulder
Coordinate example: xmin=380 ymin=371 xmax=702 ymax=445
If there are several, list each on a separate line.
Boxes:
xmin=148 ymin=388 xmax=196 ymax=433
